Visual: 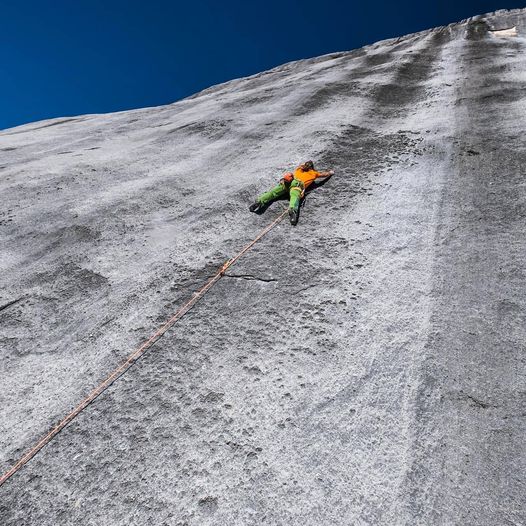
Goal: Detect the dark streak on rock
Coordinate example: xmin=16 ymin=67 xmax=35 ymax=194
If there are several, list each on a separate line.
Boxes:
xmin=2 ymin=117 xmax=84 ymax=135
xmin=371 ymin=29 xmax=451 ymax=112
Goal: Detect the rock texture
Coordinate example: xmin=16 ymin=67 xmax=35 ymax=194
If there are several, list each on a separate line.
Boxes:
xmin=1 ymin=8 xmax=525 ymax=526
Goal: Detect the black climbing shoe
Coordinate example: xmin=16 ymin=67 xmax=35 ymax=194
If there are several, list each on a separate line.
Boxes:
xmin=289 ymin=208 xmax=298 ymax=226
xmin=249 ymin=202 xmax=262 ymax=213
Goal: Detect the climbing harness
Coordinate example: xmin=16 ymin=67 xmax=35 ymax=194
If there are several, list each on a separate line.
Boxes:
xmin=290 ymin=181 xmax=305 ymax=198
xmin=0 ymin=208 xmax=288 ymax=488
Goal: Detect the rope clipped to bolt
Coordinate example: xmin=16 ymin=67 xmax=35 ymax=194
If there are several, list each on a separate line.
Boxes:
xmin=0 ymin=208 xmax=288 ymax=488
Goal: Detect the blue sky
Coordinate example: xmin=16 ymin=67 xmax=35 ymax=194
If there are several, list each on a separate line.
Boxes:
xmin=1 ymin=0 xmax=524 ymax=129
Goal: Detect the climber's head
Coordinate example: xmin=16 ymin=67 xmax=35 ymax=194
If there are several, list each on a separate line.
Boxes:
xmin=301 ymin=160 xmax=314 ymax=171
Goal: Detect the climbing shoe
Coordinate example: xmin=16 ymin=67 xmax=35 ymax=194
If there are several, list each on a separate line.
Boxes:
xmin=289 ymin=208 xmax=298 ymax=226
xmin=249 ymin=202 xmax=262 ymax=213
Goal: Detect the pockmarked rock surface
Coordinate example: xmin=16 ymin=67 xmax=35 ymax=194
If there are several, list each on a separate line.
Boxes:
xmin=1 ymin=8 xmax=525 ymax=526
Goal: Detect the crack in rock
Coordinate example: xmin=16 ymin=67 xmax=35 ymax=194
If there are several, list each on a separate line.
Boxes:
xmin=0 ymin=297 xmax=24 ymax=313
xmin=223 ymin=273 xmax=278 ymax=283
xmin=465 ymin=394 xmax=491 ymax=409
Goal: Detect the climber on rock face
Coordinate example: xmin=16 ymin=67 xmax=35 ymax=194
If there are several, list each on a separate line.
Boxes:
xmin=249 ymin=160 xmax=334 ymax=225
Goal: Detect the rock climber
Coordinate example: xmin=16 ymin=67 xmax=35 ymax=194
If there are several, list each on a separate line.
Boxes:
xmin=249 ymin=161 xmax=334 ymax=225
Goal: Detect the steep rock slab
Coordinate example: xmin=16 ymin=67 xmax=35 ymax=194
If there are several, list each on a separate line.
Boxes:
xmin=1 ymin=8 xmax=525 ymax=526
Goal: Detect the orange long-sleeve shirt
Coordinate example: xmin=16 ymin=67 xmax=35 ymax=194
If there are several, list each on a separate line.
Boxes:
xmin=293 ymin=167 xmax=322 ymax=189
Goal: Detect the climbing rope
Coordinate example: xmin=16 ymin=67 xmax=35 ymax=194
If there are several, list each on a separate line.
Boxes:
xmin=0 ymin=208 xmax=288 ymax=488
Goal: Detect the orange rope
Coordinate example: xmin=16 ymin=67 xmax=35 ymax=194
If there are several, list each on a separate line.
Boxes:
xmin=0 ymin=208 xmax=288 ymax=487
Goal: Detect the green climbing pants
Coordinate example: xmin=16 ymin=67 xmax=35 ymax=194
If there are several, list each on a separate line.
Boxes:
xmin=257 ymin=179 xmax=305 ymax=211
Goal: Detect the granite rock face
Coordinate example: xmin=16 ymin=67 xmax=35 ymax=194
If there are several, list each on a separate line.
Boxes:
xmin=1 ymin=9 xmax=525 ymax=526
